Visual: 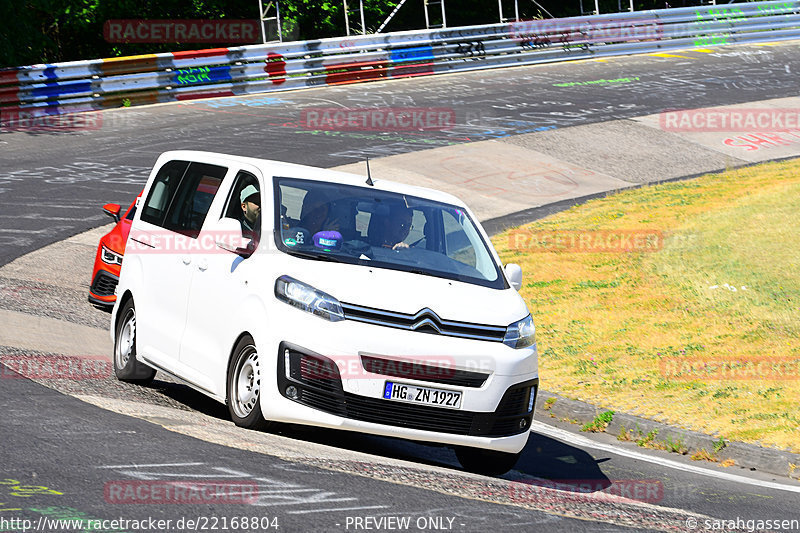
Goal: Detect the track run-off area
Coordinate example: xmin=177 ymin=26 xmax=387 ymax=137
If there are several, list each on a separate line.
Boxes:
xmin=1 ymin=41 xmax=800 ymax=533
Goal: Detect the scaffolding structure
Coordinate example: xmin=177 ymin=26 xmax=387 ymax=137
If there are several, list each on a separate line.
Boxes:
xmin=423 ymin=0 xmax=447 ymax=29
xmin=257 ymin=0 xmax=283 ymax=42
xmin=259 ymin=0 xmax=683 ymax=41
xmin=343 ymin=0 xmax=368 ymax=35
xmin=579 ymin=0 xmax=636 ymax=15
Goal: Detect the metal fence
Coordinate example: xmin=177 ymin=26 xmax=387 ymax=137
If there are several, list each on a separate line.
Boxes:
xmin=2 ymin=1 xmax=799 ymax=120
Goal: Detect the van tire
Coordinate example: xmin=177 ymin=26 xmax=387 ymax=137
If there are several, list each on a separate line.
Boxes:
xmin=455 ymin=447 xmax=521 ymax=476
xmin=227 ymin=335 xmax=271 ymax=431
xmin=113 ymin=299 xmax=156 ymax=384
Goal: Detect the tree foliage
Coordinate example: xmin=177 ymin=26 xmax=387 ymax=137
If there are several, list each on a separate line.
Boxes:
xmin=1 ymin=0 xmax=725 ymax=68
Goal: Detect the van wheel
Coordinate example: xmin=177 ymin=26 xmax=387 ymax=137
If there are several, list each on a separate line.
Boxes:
xmin=455 ymin=447 xmax=521 ymax=476
xmin=227 ymin=335 xmax=271 ymax=430
xmin=113 ymin=299 xmax=156 ymax=384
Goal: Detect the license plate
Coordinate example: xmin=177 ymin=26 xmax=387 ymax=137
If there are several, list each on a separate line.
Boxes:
xmin=383 ymin=381 xmax=462 ymax=409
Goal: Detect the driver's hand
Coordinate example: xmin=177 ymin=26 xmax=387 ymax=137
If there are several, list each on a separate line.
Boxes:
xmin=392 ymin=242 xmax=409 ymax=250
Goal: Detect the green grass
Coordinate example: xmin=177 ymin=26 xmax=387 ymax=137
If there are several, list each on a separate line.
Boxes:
xmin=494 ymin=158 xmax=800 ymax=452
xmin=581 ymin=410 xmax=614 ymax=432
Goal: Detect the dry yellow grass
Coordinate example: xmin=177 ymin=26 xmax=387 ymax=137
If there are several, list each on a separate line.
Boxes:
xmin=493 ymin=159 xmax=800 ymax=452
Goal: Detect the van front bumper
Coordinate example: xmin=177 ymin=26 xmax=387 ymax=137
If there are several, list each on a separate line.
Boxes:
xmin=259 ymin=310 xmax=538 ymax=453
xmin=280 ymin=339 xmax=537 ymax=433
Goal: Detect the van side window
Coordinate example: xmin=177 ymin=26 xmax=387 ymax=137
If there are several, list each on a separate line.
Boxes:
xmin=223 ymin=171 xmax=260 ymax=220
xmin=162 ymin=162 xmax=227 ymax=236
xmin=140 ymin=160 xmax=190 ymax=226
xmin=223 ymin=171 xmax=261 ymax=246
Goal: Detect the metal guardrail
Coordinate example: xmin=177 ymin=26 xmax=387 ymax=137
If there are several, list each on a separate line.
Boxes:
xmin=2 ymin=1 xmax=800 ymax=120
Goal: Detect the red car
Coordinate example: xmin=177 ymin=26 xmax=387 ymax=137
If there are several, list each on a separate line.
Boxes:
xmin=88 ymin=195 xmax=140 ymax=309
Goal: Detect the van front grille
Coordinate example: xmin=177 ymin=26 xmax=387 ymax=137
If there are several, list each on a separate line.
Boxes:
xmin=340 ymin=303 xmax=507 ymax=343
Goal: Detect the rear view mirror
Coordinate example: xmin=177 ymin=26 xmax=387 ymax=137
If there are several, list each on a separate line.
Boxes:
xmin=103 ymin=203 xmax=122 ymax=223
xmin=504 ymin=263 xmax=522 ymax=291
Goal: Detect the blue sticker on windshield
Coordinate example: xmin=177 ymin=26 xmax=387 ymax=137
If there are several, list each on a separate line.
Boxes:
xmin=313 ymin=231 xmax=342 ymax=251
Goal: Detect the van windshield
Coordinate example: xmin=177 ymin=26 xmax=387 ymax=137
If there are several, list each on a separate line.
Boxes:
xmin=273 ymin=177 xmax=506 ymax=289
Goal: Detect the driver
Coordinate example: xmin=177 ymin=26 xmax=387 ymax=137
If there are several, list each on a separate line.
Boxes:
xmin=299 ymin=190 xmax=330 ymax=235
xmin=377 ymin=205 xmax=413 ymax=250
xmin=239 ymin=184 xmax=261 ymax=240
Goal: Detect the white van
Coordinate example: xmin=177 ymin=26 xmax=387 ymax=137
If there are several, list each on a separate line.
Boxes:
xmin=111 ymin=151 xmax=538 ymax=475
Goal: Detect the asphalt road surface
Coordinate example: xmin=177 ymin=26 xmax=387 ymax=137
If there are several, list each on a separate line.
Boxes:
xmin=2 ymin=42 xmax=800 ymax=532
xmin=1 ymin=42 xmax=799 ymax=265
xmin=2 ymin=361 xmax=799 ymax=533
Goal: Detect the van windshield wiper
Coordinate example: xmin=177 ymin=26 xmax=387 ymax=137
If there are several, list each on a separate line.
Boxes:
xmin=405 ymin=268 xmax=438 ymax=278
xmin=283 ymin=249 xmax=342 ymax=262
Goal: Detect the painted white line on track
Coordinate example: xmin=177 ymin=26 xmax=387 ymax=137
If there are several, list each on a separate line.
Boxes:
xmin=97 ymin=462 xmax=205 ymax=469
xmin=287 ymin=505 xmax=389 ymax=515
xmin=14 ymin=203 xmax=98 ymax=209
xmin=0 ymin=215 xmax=102 ymax=221
xmin=532 ymin=422 xmax=800 ymax=494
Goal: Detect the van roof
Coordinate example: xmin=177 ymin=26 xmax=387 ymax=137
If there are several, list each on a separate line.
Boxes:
xmin=158 ymin=150 xmax=465 ymax=207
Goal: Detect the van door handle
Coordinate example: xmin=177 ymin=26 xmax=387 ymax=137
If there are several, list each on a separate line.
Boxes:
xmin=197 ymin=259 xmax=208 ymax=272
xmin=182 ymin=256 xmax=191 ymax=265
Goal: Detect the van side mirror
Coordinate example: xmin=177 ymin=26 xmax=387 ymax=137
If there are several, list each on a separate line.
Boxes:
xmin=505 ymin=263 xmax=522 ymax=291
xmin=103 ymin=203 xmax=121 ymax=223
xmin=213 ymin=217 xmax=252 ymax=256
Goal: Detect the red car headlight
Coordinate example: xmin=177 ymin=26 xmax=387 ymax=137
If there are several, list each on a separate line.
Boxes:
xmin=101 ymin=245 xmax=123 ymax=266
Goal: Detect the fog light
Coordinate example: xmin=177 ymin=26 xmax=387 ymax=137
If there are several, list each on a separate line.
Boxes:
xmin=286 ymin=385 xmax=298 ymax=399
xmin=519 ymin=418 xmax=527 ymax=429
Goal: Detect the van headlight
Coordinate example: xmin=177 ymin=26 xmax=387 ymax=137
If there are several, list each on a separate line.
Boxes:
xmin=275 ymin=275 xmax=345 ymax=322
xmin=504 ymin=314 xmax=535 ymax=349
